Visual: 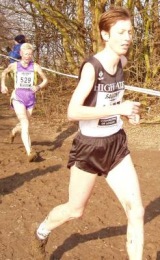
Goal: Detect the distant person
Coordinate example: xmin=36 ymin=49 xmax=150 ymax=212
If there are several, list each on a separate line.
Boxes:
xmin=8 ymin=34 xmax=26 ymax=63
xmin=1 ymin=43 xmax=48 ymax=162
xmin=35 ymin=6 xmax=144 ymax=260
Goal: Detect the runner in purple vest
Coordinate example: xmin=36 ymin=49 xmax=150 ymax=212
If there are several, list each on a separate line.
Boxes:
xmin=1 ymin=43 xmax=48 ymax=162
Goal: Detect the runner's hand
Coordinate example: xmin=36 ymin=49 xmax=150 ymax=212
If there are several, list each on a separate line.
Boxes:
xmin=119 ymin=100 xmax=140 ymax=116
xmin=31 ymin=85 xmax=41 ymax=92
xmin=1 ymin=86 xmax=8 ymax=94
xmin=128 ymin=114 xmax=140 ymax=125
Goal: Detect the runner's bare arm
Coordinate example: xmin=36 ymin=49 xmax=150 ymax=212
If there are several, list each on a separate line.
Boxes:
xmin=120 ymin=56 xmax=141 ymax=125
xmin=67 ymin=62 xmax=140 ymax=121
xmin=32 ymin=63 xmax=48 ymax=92
xmin=1 ymin=63 xmax=15 ymax=93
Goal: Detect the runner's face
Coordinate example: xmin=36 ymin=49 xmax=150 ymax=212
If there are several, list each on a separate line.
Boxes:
xmin=108 ymin=19 xmax=132 ymax=55
xmin=21 ymin=49 xmax=33 ymax=63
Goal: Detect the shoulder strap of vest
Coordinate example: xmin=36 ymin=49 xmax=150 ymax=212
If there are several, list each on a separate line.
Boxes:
xmin=78 ymin=56 xmax=103 ymax=81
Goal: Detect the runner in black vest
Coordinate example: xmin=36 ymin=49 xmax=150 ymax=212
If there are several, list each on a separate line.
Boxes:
xmin=36 ymin=7 xmax=144 ymax=260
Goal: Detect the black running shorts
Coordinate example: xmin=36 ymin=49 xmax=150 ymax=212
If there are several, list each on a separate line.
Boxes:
xmin=67 ymin=129 xmax=130 ymax=176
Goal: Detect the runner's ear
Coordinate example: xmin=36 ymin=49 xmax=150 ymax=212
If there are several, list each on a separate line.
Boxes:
xmin=101 ymin=30 xmax=109 ymax=42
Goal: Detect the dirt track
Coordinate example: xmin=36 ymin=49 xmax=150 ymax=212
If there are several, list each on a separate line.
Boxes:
xmin=0 ymin=93 xmax=160 ymax=260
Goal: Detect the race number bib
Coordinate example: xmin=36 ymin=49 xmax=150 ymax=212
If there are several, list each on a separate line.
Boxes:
xmin=96 ymin=90 xmax=124 ymax=127
xmin=16 ymin=72 xmax=34 ymax=89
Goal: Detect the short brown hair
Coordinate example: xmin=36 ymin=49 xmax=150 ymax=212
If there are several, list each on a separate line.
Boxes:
xmin=99 ymin=6 xmax=131 ymax=33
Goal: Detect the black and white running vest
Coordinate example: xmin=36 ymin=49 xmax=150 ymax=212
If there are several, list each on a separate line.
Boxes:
xmin=79 ymin=56 xmax=125 ymax=137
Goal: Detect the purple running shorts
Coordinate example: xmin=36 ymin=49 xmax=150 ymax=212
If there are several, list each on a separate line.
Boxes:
xmin=11 ymin=88 xmax=36 ymax=109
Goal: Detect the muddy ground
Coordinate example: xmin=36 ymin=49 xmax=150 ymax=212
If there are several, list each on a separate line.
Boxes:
xmin=0 ymin=93 xmax=160 ymax=260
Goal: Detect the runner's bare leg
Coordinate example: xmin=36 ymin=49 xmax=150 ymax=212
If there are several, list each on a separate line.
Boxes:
xmin=106 ymin=154 xmax=144 ymax=260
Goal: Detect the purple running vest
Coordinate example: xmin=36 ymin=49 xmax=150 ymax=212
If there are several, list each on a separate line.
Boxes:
xmin=15 ymin=61 xmax=34 ymax=89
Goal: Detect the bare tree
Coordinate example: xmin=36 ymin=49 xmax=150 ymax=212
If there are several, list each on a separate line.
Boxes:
xmin=0 ymin=0 xmax=159 ymax=87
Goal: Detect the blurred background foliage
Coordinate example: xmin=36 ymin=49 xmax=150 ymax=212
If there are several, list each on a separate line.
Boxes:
xmin=0 ymin=0 xmax=159 ymax=123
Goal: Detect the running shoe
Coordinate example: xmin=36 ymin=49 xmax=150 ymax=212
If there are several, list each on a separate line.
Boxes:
xmin=30 ymin=224 xmax=48 ymax=260
xmin=10 ymin=131 xmax=16 ymax=144
xmin=28 ymin=151 xmax=38 ymax=162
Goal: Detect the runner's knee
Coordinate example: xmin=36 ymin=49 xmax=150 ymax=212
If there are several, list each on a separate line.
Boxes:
xmin=126 ymin=203 xmax=144 ymax=222
xmin=19 ymin=117 xmax=29 ymax=129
